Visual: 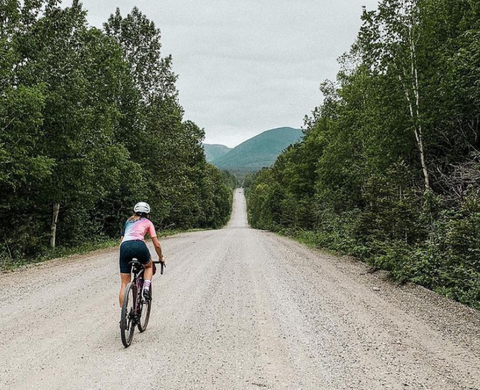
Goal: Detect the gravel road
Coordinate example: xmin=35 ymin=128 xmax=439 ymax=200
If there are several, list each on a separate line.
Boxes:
xmin=1 ymin=189 xmax=479 ymax=390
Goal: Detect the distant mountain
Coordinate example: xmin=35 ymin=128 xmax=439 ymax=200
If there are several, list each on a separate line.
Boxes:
xmin=203 ymin=144 xmax=231 ymax=162
xmin=211 ymin=127 xmax=303 ymax=171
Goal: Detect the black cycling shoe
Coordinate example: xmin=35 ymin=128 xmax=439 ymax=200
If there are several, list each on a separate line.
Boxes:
xmin=143 ymin=288 xmax=151 ymax=302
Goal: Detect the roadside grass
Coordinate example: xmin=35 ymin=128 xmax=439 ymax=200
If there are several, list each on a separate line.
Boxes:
xmin=0 ymin=238 xmax=119 ymax=272
xmin=0 ymin=228 xmax=205 ymax=272
xmin=272 ymin=227 xmax=480 ymax=311
xmin=285 ymin=229 xmax=341 ymax=257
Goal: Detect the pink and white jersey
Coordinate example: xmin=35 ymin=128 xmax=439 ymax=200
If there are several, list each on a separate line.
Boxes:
xmin=121 ymin=218 xmax=157 ymax=243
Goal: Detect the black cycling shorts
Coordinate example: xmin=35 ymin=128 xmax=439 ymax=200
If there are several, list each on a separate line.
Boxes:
xmin=119 ymin=240 xmax=151 ymax=274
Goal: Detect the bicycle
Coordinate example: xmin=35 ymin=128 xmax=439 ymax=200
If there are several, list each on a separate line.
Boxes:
xmin=120 ymin=259 xmax=165 ymax=348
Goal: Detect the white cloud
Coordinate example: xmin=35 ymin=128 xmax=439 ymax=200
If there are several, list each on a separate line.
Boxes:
xmin=79 ymin=0 xmax=380 ymax=147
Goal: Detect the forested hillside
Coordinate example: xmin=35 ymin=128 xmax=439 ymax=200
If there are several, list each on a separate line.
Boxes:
xmin=0 ymin=1 xmax=234 ymax=265
xmin=203 ymin=144 xmax=231 ymax=162
xmin=212 ymin=127 xmax=303 ymax=171
xmin=247 ymin=0 xmax=480 ymax=309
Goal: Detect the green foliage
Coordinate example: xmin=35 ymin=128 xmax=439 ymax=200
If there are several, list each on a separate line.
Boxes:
xmin=246 ymin=0 xmax=480 ymax=309
xmin=198 ymin=165 xmax=235 ymax=229
xmin=0 ymin=2 xmax=233 ymax=266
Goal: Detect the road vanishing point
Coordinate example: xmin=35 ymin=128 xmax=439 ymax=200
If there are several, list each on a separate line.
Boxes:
xmin=1 ymin=189 xmax=479 ymax=389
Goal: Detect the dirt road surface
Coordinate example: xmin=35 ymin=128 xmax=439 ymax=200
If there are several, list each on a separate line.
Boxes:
xmin=1 ymin=189 xmax=479 ymax=390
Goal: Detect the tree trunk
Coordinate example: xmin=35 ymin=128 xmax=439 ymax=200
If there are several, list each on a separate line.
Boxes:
xmin=410 ymin=29 xmax=431 ymax=190
xmin=415 ymin=124 xmax=430 ymax=190
xmin=50 ymin=203 xmax=60 ymax=248
xmin=398 ymin=23 xmax=431 ymax=191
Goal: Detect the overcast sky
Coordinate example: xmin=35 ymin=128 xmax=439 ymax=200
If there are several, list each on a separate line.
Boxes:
xmin=79 ymin=0 xmax=380 ymax=147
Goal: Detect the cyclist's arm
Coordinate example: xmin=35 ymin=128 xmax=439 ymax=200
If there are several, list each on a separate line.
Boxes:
xmin=152 ymin=236 xmax=164 ymax=262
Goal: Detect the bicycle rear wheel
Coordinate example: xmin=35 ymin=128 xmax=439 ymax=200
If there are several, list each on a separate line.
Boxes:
xmin=138 ymin=285 xmax=151 ymax=332
xmin=120 ymin=282 xmax=136 ymax=347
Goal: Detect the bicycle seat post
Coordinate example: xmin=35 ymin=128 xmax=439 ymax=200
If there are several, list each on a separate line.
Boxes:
xmin=128 ymin=259 xmax=143 ymax=274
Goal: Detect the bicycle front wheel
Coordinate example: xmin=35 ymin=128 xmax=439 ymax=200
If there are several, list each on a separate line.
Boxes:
xmin=120 ymin=282 xmax=136 ymax=347
xmin=138 ymin=285 xmax=151 ymax=332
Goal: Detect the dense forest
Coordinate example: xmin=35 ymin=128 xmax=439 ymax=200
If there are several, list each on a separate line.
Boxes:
xmin=247 ymin=0 xmax=480 ymax=309
xmin=0 ymin=1 xmax=235 ymax=265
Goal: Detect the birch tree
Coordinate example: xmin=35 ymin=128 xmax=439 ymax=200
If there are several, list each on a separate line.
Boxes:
xmin=359 ymin=0 xmax=431 ymax=190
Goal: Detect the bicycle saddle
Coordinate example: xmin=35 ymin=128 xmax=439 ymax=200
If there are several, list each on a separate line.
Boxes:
xmin=128 ymin=259 xmax=143 ymax=270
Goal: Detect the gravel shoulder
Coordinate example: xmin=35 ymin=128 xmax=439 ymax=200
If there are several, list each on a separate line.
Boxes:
xmin=1 ymin=189 xmax=479 ymax=390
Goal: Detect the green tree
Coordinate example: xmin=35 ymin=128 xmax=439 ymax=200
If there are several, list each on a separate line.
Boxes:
xmin=359 ymin=0 xmax=431 ymax=190
xmin=246 ymin=0 xmax=480 ymax=308
xmin=0 ymin=2 xmax=234 ymax=264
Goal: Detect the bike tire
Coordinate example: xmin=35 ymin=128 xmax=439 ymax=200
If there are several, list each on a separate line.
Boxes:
xmin=138 ymin=285 xmax=152 ymax=332
xmin=120 ymin=282 xmax=136 ymax=347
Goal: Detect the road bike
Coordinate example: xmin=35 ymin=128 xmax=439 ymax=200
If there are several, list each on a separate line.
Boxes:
xmin=120 ymin=259 xmax=164 ymax=348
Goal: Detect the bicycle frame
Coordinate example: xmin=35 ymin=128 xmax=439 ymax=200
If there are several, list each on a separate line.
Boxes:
xmin=129 ymin=260 xmax=145 ymax=321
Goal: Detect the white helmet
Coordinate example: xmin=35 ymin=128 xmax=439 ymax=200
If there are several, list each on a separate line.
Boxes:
xmin=134 ymin=202 xmax=151 ymax=214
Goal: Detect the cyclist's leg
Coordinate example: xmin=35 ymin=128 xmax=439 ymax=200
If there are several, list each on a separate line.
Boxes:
xmin=144 ymin=260 xmax=153 ymax=281
xmin=119 ymin=241 xmax=133 ymax=307
xmin=136 ymin=241 xmax=152 ymax=281
xmin=142 ymin=260 xmax=153 ymax=301
xmin=119 ymin=273 xmax=131 ymax=307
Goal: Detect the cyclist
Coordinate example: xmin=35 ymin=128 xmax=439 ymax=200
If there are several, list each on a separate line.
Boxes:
xmin=119 ymin=202 xmax=164 ymax=307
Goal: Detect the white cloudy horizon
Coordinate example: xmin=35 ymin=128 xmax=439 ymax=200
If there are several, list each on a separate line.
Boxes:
xmin=78 ymin=0 xmax=380 ymax=148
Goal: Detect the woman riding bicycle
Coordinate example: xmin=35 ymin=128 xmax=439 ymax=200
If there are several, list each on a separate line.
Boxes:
xmin=119 ymin=202 xmax=164 ymax=306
